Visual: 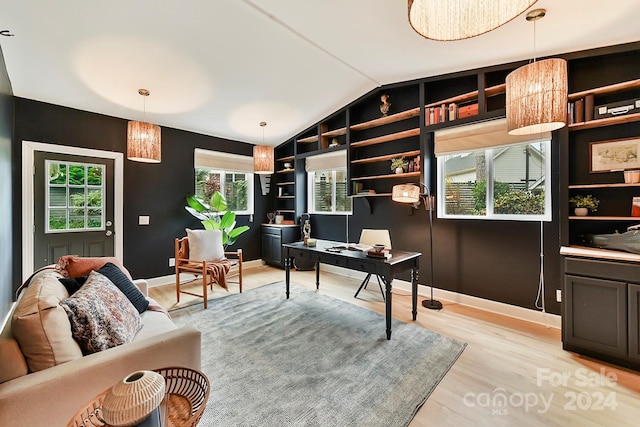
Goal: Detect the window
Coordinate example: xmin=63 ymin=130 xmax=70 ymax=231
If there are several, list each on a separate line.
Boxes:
xmin=307 ymin=169 xmax=352 ymax=214
xmin=437 ymin=139 xmax=551 ymax=221
xmin=194 ymin=149 xmax=254 ymax=215
xmin=305 ymin=150 xmax=351 ymax=215
xmin=46 ymin=160 xmax=105 ymax=232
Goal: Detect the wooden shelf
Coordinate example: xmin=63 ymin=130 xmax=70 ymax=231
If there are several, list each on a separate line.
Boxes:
xmin=297 ymin=135 xmax=317 ymax=144
xmin=351 ymin=150 xmax=420 ymax=165
xmin=424 ymin=83 xmax=505 ymax=109
xmin=350 ymin=108 xmax=420 ymax=132
xmin=277 ymin=155 xmax=294 ymax=162
xmin=276 ymin=169 xmax=295 ymax=174
xmin=568 ymin=79 xmax=640 ymax=101
xmin=568 ymin=112 xmax=640 ymax=131
xmin=351 ymin=171 xmax=420 ymax=181
xmin=569 ymin=216 xmax=640 ymax=221
xmin=276 ymin=181 xmax=294 ymax=186
xmin=569 ymin=182 xmax=640 ymax=189
xmin=350 ymin=128 xmax=420 ymax=148
xmin=322 ymin=127 xmax=347 ymax=137
xmin=277 ymin=209 xmax=295 ymax=213
xmin=277 ymin=196 xmax=295 ymax=199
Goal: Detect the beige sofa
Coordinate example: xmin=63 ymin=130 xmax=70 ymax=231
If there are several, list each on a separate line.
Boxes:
xmin=0 ymin=267 xmax=201 ymax=427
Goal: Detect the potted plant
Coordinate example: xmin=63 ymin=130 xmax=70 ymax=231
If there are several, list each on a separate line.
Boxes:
xmin=390 ymin=157 xmax=407 ymax=174
xmin=569 ymin=194 xmax=599 ymax=216
xmin=185 ymin=191 xmax=250 ymax=247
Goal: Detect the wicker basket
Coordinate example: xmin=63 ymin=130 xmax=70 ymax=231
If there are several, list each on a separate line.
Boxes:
xmin=68 ymin=367 xmax=210 ymax=427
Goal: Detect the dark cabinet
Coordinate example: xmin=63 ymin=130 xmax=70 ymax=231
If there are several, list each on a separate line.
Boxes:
xmin=261 ymin=225 xmax=299 ymax=269
xmin=563 ymin=256 xmax=640 ymax=369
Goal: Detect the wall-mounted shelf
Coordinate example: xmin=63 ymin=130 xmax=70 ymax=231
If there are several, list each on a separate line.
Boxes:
xmin=350 ymin=108 xmax=420 ymax=132
xmin=351 ymin=150 xmax=420 ymax=165
xmin=568 ymin=112 xmax=640 ymax=131
xmin=276 ymin=181 xmax=294 ymax=186
xmin=569 ymin=183 xmax=640 ymax=189
xmin=568 ymin=79 xmax=640 ymax=131
xmin=297 ymin=135 xmax=318 ymax=144
xmin=277 ymin=195 xmax=295 ymax=199
xmin=276 ymin=155 xmax=294 ymax=162
xmin=568 ymin=79 xmax=640 ymax=101
xmin=569 ymin=216 xmax=640 ymax=221
xmin=350 ymin=128 xmax=420 ymax=148
xmin=351 ymin=171 xmax=420 ymax=181
xmin=276 ymin=168 xmax=295 ymax=174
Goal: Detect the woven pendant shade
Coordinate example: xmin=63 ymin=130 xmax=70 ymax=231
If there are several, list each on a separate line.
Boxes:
xmin=506 ymin=58 xmax=567 ymax=135
xmin=253 ymin=145 xmax=274 ymax=174
xmin=408 ymin=0 xmax=538 ymax=41
xmin=127 ymin=121 xmax=161 ymax=163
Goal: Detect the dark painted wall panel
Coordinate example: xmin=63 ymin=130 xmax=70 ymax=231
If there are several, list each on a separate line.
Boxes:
xmin=12 ymin=98 xmax=266 ymax=287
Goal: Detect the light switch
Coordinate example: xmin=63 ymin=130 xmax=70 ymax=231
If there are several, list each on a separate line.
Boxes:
xmin=138 ymin=215 xmax=150 ymax=225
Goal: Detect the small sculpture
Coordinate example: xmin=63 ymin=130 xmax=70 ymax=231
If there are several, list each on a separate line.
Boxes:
xmin=380 ymin=94 xmax=391 ymax=117
xmin=267 ymin=212 xmax=276 ymax=224
xmin=303 ymin=219 xmax=311 ymax=245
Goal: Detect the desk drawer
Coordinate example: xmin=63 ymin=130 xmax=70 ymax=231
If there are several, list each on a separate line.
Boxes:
xmin=319 ymin=253 xmax=348 ymax=267
xmin=347 ymin=258 xmax=376 ymax=274
xmin=289 ymin=248 xmax=320 ymax=263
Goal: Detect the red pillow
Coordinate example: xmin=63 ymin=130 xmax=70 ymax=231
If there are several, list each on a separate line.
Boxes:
xmin=55 ymin=256 xmax=132 ymax=280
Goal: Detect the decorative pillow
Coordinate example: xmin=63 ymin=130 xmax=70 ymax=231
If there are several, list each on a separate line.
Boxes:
xmin=58 ymin=275 xmax=89 ymax=295
xmin=97 ymin=262 xmax=149 ymax=313
xmin=186 ymin=228 xmax=225 ymax=262
xmin=11 ymin=272 xmax=83 ymax=372
xmin=55 ymin=256 xmax=132 ymax=280
xmin=59 ymin=271 xmax=142 ymax=355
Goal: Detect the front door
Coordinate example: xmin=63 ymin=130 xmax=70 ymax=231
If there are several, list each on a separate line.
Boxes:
xmin=33 ymin=151 xmax=115 ymax=269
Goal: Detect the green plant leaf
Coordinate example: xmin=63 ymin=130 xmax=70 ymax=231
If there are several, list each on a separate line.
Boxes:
xmin=219 ymin=211 xmax=236 ymax=229
xmin=229 ymin=225 xmax=250 ymax=238
xmin=210 ymin=191 xmax=227 ymax=212
xmin=186 ymin=194 xmax=208 ymax=213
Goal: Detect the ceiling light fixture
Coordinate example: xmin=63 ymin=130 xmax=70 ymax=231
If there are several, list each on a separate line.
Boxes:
xmin=253 ymin=121 xmax=274 ymax=174
xmin=506 ymin=9 xmax=567 ymax=136
xmin=127 ymin=89 xmax=161 ymax=163
xmin=407 ymin=0 xmax=538 ymax=41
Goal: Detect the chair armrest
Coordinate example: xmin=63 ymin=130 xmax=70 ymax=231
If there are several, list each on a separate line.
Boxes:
xmin=224 ymin=248 xmax=243 ymax=259
xmin=0 ymin=326 xmax=201 ymax=427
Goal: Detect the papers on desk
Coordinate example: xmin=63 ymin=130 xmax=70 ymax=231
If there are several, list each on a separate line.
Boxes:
xmin=329 ymin=243 xmax=373 ymax=251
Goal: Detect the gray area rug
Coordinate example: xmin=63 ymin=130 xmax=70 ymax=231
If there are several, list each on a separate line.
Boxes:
xmin=171 ymin=282 xmax=466 ymax=427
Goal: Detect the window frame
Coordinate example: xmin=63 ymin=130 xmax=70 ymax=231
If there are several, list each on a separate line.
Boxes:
xmin=307 ymin=168 xmax=352 ymax=215
xmin=194 ymin=168 xmax=254 ymax=216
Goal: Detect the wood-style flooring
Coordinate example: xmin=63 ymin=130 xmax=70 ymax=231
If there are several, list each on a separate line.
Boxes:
xmin=149 ymin=265 xmax=640 ymax=427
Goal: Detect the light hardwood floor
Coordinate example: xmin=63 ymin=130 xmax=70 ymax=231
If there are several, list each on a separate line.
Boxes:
xmin=150 ymin=265 xmax=640 ymax=427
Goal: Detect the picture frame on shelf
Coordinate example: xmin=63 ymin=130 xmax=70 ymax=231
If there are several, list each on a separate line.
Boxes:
xmin=590 ymin=137 xmax=640 ymax=173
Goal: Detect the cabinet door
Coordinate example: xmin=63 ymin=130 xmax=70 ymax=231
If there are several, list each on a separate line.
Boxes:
xmin=629 ymin=284 xmax=640 ymax=361
xmin=261 ymin=232 xmax=282 ymax=267
xmin=564 ymin=275 xmax=628 ymax=357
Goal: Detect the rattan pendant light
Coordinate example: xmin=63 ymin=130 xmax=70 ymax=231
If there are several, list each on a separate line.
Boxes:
xmin=408 ymin=0 xmax=538 ymax=41
xmin=253 ymin=121 xmax=274 ymax=174
xmin=506 ymin=9 xmax=567 ymax=135
xmin=127 ymin=89 xmax=161 ymax=163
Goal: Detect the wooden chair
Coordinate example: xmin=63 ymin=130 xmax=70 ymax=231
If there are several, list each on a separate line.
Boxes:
xmin=175 ymin=236 xmax=243 ymax=309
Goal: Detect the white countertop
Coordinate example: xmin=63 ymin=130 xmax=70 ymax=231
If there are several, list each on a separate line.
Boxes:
xmin=560 ymin=246 xmax=640 ymax=263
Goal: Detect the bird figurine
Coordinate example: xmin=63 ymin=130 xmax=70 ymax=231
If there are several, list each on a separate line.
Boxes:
xmin=380 ymin=94 xmax=391 ymax=116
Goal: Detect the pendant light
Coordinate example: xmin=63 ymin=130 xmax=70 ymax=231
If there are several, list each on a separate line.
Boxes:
xmin=253 ymin=121 xmax=274 ymax=174
xmin=408 ymin=0 xmax=538 ymax=41
xmin=127 ymin=89 xmax=161 ymax=163
xmin=506 ymin=9 xmax=567 ymax=136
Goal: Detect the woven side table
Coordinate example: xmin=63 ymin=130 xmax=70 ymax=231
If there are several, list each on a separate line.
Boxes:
xmin=68 ymin=367 xmax=210 ymax=427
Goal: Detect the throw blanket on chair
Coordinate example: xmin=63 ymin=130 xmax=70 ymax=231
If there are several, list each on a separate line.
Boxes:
xmin=207 ymin=258 xmax=232 ymax=290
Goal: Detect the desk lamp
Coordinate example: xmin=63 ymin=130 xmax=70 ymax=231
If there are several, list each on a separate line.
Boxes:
xmin=392 ymin=183 xmax=442 ymax=310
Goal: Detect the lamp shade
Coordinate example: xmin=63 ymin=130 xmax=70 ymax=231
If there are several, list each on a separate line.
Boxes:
xmin=506 ymin=58 xmax=568 ymax=135
xmin=392 ymin=184 xmax=421 ymax=204
xmin=127 ymin=121 xmax=161 ymax=163
xmin=408 ymin=0 xmax=538 ymax=41
xmin=253 ymin=145 xmax=274 ymax=174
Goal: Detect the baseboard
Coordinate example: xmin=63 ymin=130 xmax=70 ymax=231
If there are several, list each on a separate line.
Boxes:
xmin=146 ymin=259 xmax=264 ymax=288
xmin=320 ymin=264 xmax=561 ymax=330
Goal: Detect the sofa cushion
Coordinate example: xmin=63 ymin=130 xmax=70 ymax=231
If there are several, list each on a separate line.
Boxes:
xmin=186 ymin=228 xmax=225 ymax=262
xmin=58 ymin=275 xmax=89 ymax=295
xmin=60 ymin=271 xmax=142 ymax=354
xmin=0 ymin=338 xmax=28 ymax=383
xmin=55 ymin=255 xmax=132 ymax=280
xmin=11 ymin=271 xmax=83 ymax=372
xmin=97 ymin=262 xmax=149 ymax=313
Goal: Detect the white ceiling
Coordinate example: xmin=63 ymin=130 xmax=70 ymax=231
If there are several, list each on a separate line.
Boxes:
xmin=1 ymin=0 xmax=639 ymax=146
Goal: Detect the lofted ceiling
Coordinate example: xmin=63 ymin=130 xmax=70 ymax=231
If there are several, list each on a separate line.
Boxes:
xmin=1 ymin=0 xmax=639 ymax=147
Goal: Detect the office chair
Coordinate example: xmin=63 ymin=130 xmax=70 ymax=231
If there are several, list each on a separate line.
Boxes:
xmin=353 ymin=229 xmax=391 ymax=301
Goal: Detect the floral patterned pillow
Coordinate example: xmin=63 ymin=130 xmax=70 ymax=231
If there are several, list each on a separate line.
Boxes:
xmin=59 ymin=271 xmax=142 ymax=354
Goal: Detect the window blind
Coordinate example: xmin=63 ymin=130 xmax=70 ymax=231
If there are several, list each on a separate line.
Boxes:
xmin=194 ymin=148 xmax=253 ymax=172
xmin=305 ymin=150 xmax=346 ymax=172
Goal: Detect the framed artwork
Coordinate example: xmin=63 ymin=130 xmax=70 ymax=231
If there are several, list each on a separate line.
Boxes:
xmin=590 ymin=137 xmax=640 ymax=173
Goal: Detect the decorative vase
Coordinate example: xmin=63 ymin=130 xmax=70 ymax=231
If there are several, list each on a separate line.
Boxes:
xmin=395 ymin=167 xmax=404 ymax=174
xmin=102 ymin=370 xmax=166 ymax=427
xmin=574 ymin=207 xmax=588 ymax=216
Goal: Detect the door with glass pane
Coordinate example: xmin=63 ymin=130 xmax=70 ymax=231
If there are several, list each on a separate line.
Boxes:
xmin=34 ymin=152 xmax=115 ymax=269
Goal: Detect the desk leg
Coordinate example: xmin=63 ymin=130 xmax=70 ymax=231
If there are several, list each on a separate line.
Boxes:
xmin=385 ymin=277 xmax=392 ymax=340
xmin=315 ymin=261 xmax=320 ymax=289
xmin=411 ymin=267 xmax=418 ymax=321
xmin=285 ymin=256 xmax=291 ymax=299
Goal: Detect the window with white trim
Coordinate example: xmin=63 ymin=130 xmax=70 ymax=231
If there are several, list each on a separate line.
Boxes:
xmin=306 ymin=151 xmax=352 ymax=215
xmin=194 ymin=149 xmax=254 ymax=215
xmin=435 ymin=119 xmax=551 ymax=221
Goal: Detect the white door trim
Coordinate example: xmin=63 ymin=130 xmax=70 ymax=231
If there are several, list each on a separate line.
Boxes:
xmin=22 ymin=141 xmax=124 ymax=280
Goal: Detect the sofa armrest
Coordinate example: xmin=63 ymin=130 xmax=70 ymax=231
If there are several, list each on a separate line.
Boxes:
xmin=133 ymin=278 xmax=148 ymax=296
xmin=0 ymin=325 xmax=200 ymax=427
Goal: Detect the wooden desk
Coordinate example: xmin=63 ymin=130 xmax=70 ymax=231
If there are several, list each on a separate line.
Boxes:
xmin=283 ymin=240 xmax=421 ymax=340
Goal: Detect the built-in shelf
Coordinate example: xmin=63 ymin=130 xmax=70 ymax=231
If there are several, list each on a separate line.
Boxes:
xmin=277 ymin=209 xmax=295 ymax=213
xmin=350 ymin=128 xmax=420 ymax=148
xmin=568 ymin=112 xmax=640 ymax=131
xmin=351 ymin=150 xmax=420 ymax=165
xmin=569 ymin=216 xmax=640 ymax=220
xmin=350 ymin=108 xmax=420 ymax=132
xmin=351 ymin=171 xmax=420 ymax=181
xmin=277 ymin=195 xmax=295 ymax=199
xmin=569 ymin=183 xmax=640 ymax=189
xmin=297 ymin=135 xmax=317 ymax=144
xmin=567 ymin=79 xmax=640 ymax=101
xmin=276 ymin=181 xmax=294 ymax=186
xmin=322 ymin=127 xmax=347 ymax=137
xmin=276 ymin=169 xmax=295 ymax=174
xmin=424 ymin=83 xmax=505 ymax=108
xmin=276 ymin=155 xmax=294 ymax=162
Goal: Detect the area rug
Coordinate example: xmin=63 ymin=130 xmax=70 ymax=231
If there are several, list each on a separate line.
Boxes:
xmin=171 ymin=282 xmax=466 ymax=427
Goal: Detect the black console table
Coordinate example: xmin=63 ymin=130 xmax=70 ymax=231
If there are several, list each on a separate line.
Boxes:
xmin=283 ymin=240 xmax=421 ymax=340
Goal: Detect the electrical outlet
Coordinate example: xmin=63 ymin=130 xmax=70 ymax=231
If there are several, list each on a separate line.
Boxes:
xmin=556 ymin=289 xmax=562 ymax=303
xmin=169 ymin=257 xmax=175 ymax=267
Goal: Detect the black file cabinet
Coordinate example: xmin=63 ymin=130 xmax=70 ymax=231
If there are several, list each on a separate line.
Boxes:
xmin=261 ymin=224 xmax=299 ymax=269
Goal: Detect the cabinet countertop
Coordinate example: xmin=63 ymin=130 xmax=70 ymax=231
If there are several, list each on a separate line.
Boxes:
xmin=560 ymin=245 xmax=640 ymax=263
xmin=261 ymin=223 xmax=299 ymax=228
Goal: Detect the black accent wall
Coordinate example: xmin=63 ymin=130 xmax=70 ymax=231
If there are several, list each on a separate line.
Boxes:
xmin=0 ymin=45 xmax=14 ymax=321
xmin=12 ymin=98 xmax=267 ymax=291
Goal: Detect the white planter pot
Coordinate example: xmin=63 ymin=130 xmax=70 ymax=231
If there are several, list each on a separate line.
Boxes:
xmin=395 ymin=167 xmax=404 ymax=174
xmin=574 ymin=207 xmax=588 ymax=216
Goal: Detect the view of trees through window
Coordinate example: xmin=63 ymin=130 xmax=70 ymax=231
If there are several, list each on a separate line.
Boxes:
xmin=47 ymin=161 xmax=104 ymax=232
xmin=195 ymin=168 xmax=250 ymax=213
xmin=309 ymin=169 xmax=351 ymax=214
